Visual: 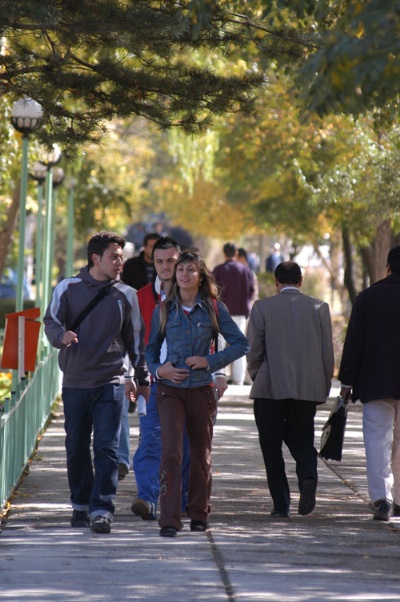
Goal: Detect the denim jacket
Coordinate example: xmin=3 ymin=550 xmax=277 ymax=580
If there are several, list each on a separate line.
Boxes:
xmin=145 ymin=296 xmax=249 ymax=389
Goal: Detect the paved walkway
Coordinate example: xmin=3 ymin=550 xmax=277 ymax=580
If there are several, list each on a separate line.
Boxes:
xmin=1 ymin=383 xmax=400 ymax=601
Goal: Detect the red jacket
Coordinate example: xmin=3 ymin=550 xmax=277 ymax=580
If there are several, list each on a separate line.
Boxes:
xmin=137 ymin=280 xmax=160 ymax=345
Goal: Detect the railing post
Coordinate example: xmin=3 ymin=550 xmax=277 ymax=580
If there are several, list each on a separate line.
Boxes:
xmin=17 ymin=315 xmax=25 ymax=382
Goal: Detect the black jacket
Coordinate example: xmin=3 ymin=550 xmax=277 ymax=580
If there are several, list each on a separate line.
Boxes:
xmin=338 ymin=274 xmax=400 ymax=402
xmin=121 ymin=251 xmax=155 ymax=290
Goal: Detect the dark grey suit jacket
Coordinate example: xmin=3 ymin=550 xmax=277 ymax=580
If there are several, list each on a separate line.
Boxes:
xmin=247 ymin=288 xmax=334 ymax=403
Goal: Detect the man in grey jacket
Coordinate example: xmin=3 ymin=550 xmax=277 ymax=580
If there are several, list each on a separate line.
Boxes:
xmin=247 ymin=261 xmax=334 ymax=518
xmin=44 ymin=230 xmax=150 ymax=534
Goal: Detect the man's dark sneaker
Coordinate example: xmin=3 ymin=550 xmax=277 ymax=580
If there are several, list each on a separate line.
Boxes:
xmin=190 ymin=520 xmax=209 ymax=532
xmin=131 ymin=498 xmax=157 ymax=521
xmin=270 ymin=509 xmax=290 ymax=518
xmin=160 ymin=526 xmax=178 ymax=538
xmin=393 ymin=503 xmax=400 ymax=517
xmin=90 ymin=516 xmax=112 ymax=534
xmin=298 ymin=479 xmax=317 ymax=516
xmin=118 ymin=463 xmax=129 ymax=481
xmin=373 ymin=499 xmax=391 ymax=521
xmin=71 ymin=510 xmax=90 ymax=528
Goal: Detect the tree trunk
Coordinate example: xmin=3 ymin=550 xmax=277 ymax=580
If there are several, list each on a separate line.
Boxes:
xmin=360 ymin=246 xmax=374 ymax=287
xmin=0 ymin=185 xmax=20 ymax=278
xmin=342 ymin=226 xmax=357 ymax=303
xmin=359 ymin=219 xmax=392 ymax=287
xmin=374 ymin=219 xmax=392 ymax=282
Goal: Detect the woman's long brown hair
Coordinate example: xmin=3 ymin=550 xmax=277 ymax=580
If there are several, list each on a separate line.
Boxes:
xmin=159 ymin=252 xmax=219 ymax=336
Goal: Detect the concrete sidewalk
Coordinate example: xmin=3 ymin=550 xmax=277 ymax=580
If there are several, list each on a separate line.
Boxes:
xmin=1 ymin=384 xmax=400 ymax=601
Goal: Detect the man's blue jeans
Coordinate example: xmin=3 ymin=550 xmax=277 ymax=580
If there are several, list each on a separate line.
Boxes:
xmin=133 ymin=382 xmax=190 ymax=512
xmin=62 ymin=383 xmax=124 ymax=522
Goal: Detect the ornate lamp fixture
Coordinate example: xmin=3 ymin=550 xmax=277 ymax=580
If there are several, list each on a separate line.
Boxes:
xmin=11 ymin=98 xmax=43 ymax=135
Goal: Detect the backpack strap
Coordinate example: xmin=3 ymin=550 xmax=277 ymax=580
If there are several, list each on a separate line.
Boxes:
xmin=212 ymin=298 xmax=219 ymax=316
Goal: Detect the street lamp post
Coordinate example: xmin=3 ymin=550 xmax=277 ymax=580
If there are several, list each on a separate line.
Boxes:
xmin=49 ymin=166 xmax=65 ymax=294
xmin=29 ymin=161 xmax=48 ymax=307
xmin=39 ymin=145 xmax=62 ymax=326
xmin=11 ymin=98 xmax=43 ymax=312
xmin=65 ymin=176 xmax=76 ymax=277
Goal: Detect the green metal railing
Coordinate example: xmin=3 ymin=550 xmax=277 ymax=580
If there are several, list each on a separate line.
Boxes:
xmin=0 ymin=348 xmax=61 ymax=511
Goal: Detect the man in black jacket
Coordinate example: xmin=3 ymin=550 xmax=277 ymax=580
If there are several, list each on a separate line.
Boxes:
xmin=121 ymin=232 xmax=161 ymax=290
xmin=339 ymin=246 xmax=400 ymax=522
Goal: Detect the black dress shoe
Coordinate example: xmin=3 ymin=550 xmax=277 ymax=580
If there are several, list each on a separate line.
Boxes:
xmin=190 ymin=520 xmax=208 ymax=532
xmin=298 ymin=479 xmax=317 ymax=515
xmin=373 ymin=499 xmax=391 ymax=521
xmin=160 ymin=526 xmax=178 ymax=537
xmin=270 ymin=509 xmax=290 ymax=518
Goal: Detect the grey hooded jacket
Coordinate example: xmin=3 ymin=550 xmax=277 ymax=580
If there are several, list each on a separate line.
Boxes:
xmin=44 ymin=266 xmax=149 ymax=389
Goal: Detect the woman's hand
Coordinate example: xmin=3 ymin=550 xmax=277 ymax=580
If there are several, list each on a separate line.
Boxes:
xmin=213 ymin=375 xmax=228 ymax=398
xmin=185 ymin=356 xmax=208 ymax=370
xmin=158 ymin=361 xmax=189 ymax=383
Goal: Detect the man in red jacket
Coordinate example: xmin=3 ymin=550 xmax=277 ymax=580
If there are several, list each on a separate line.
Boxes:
xmin=132 ymin=237 xmax=227 ymax=520
xmin=131 ymin=236 xmax=187 ymax=520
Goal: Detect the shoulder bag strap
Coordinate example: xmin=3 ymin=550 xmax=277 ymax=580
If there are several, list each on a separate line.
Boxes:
xmin=70 ymin=286 xmax=111 ymax=331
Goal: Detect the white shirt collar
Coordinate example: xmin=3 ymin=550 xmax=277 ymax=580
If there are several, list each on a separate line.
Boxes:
xmin=279 ymin=286 xmax=300 ymax=293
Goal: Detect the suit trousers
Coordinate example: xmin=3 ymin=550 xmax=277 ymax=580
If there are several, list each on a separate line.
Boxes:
xmin=157 ymin=383 xmax=217 ymax=530
xmin=362 ymin=399 xmax=400 ymax=505
xmin=254 ymin=397 xmax=318 ymax=514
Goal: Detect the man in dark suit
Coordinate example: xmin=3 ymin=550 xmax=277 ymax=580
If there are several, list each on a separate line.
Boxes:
xmin=339 ymin=245 xmax=400 ymax=522
xmin=247 ymin=261 xmax=334 ymax=518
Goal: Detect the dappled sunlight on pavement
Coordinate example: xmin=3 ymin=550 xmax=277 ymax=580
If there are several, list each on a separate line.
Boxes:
xmin=1 ymin=384 xmax=400 ymax=601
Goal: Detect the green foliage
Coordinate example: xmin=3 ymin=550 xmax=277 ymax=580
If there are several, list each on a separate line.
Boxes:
xmin=257 ymin=268 xmax=327 ymax=301
xmin=0 ymin=99 xmax=20 ymax=193
xmin=300 ymin=269 xmax=326 ymax=300
xmin=3 ymin=0 xmax=399 ymax=149
xmin=216 ymin=71 xmax=331 ymax=241
xmin=257 ymin=272 xmax=276 ymax=298
xmin=1 ymin=1 xmax=264 ymax=152
xmin=295 ymin=1 xmax=400 ymax=120
xmin=0 ymin=370 xmax=12 ymax=404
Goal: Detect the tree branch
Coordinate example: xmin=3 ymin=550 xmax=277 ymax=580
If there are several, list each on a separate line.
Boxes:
xmin=224 ymin=11 xmax=322 ymax=51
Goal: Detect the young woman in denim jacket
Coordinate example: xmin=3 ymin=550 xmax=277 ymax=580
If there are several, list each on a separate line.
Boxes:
xmin=146 ymin=252 xmax=249 ymax=537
